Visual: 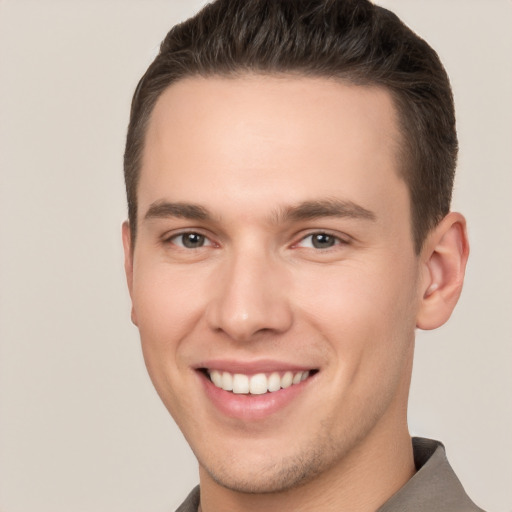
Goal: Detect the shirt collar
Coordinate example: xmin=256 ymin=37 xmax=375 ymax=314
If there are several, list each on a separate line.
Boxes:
xmin=376 ymin=437 xmax=484 ymax=512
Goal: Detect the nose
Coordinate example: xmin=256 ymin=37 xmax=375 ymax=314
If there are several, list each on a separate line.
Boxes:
xmin=205 ymin=250 xmax=293 ymax=342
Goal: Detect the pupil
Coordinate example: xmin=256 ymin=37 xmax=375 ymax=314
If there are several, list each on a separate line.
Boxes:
xmin=183 ymin=233 xmax=204 ymax=248
xmin=312 ymin=233 xmax=335 ymax=249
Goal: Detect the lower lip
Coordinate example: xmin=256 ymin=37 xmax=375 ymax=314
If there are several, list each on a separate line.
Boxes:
xmin=200 ymin=372 xmax=313 ymax=421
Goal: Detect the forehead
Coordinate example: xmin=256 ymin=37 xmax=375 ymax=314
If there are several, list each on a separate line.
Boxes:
xmin=146 ymin=74 xmax=402 ymax=163
xmin=139 ymin=74 xmax=406 ymax=224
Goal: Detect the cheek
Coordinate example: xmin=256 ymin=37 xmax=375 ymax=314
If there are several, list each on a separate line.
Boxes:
xmin=295 ymin=257 xmax=419 ymax=365
xmin=130 ymin=265 xmax=205 ymax=418
xmin=130 ymin=260 xmax=208 ymax=375
xmin=295 ymin=259 xmax=418 ymax=429
xmin=134 ymin=259 xmax=202 ymax=324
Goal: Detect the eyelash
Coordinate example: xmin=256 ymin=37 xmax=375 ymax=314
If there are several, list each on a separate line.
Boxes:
xmin=294 ymin=231 xmax=349 ymax=250
xmin=165 ymin=231 xmax=214 ymax=249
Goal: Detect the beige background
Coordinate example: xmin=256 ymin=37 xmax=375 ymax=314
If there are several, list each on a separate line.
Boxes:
xmin=0 ymin=1 xmax=510 ymax=511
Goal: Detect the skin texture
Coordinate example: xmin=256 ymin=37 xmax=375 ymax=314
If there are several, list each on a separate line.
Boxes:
xmin=123 ymin=75 xmax=468 ymax=512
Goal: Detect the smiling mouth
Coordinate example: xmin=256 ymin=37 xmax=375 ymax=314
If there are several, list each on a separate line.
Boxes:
xmin=201 ymin=369 xmax=318 ymax=395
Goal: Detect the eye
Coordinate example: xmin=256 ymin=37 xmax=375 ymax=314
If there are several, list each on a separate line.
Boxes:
xmin=296 ymin=232 xmax=344 ymax=249
xmin=169 ymin=232 xmax=212 ymax=249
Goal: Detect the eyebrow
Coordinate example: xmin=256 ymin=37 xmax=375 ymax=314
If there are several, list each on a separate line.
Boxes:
xmin=275 ymin=198 xmax=377 ymax=223
xmin=144 ymin=201 xmax=211 ymax=221
xmin=143 ymin=198 xmax=376 ymax=224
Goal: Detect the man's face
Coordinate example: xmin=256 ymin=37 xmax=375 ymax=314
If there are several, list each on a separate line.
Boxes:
xmin=124 ymin=75 xmax=425 ymax=492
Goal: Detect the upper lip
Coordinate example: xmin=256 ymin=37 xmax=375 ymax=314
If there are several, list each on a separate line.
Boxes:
xmin=195 ymin=359 xmax=317 ymax=374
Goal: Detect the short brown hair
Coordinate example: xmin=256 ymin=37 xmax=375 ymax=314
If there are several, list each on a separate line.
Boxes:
xmin=124 ymin=0 xmax=457 ymax=252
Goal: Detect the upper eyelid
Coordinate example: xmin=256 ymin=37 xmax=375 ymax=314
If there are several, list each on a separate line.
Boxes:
xmin=164 ymin=232 xmax=217 ymax=251
xmin=294 ymin=230 xmax=351 ymax=245
xmin=162 ymin=228 xmax=214 ymax=242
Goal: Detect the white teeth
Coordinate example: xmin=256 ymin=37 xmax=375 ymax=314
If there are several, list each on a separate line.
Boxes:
xmin=268 ymin=372 xmax=281 ymax=392
xmin=210 ymin=370 xmax=222 ymax=387
xmin=232 ymin=373 xmax=249 ymax=394
xmin=292 ymin=371 xmax=303 ymax=385
xmin=221 ymin=371 xmax=233 ymax=391
xmin=249 ymin=373 xmax=268 ymax=395
xmin=281 ymin=371 xmax=293 ymax=388
xmin=209 ymin=369 xmax=312 ymax=394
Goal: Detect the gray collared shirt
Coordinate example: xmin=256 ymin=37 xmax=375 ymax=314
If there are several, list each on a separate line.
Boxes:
xmin=176 ymin=438 xmax=485 ymax=511
xmin=377 ymin=437 xmax=485 ymax=511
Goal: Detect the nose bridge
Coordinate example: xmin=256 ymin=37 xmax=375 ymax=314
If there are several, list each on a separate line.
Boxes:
xmin=206 ymin=243 xmax=292 ymax=341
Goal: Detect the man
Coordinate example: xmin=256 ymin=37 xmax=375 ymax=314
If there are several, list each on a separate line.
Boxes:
xmin=121 ymin=0 xmax=483 ymax=510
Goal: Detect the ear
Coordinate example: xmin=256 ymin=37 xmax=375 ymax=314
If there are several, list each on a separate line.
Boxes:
xmin=122 ymin=221 xmax=138 ymax=326
xmin=416 ymin=212 xmax=469 ymax=330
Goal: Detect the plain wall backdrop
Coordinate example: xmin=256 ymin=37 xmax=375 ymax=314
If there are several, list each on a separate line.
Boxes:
xmin=0 ymin=1 xmax=511 ymax=511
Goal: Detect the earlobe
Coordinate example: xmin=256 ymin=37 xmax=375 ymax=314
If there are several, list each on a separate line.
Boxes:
xmin=416 ymin=212 xmax=469 ymax=330
xmin=122 ymin=221 xmax=138 ymax=326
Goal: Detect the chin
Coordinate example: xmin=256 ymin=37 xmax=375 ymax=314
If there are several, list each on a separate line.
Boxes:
xmin=205 ymin=459 xmax=321 ymax=494
xmin=198 ymin=434 xmax=340 ymax=495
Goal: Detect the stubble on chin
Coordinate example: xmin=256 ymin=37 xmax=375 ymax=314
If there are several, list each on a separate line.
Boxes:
xmin=197 ymin=425 xmax=356 ymax=495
